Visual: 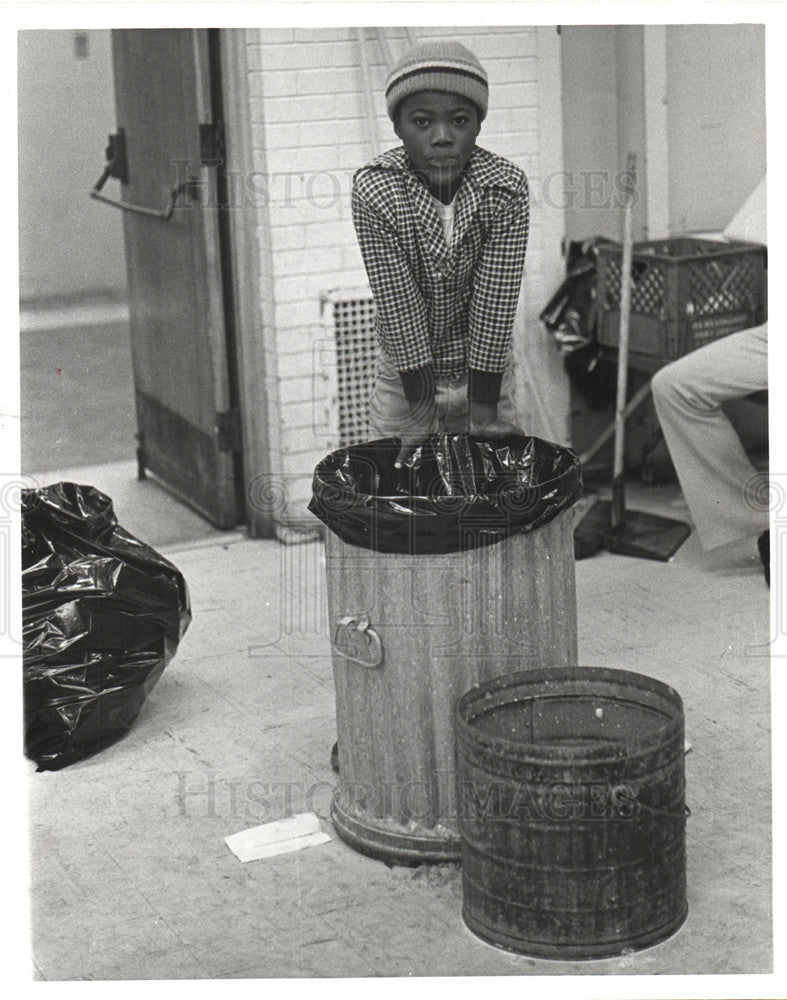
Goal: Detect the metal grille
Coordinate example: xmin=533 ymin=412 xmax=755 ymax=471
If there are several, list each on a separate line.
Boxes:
xmin=332 ymin=294 xmax=377 ymax=446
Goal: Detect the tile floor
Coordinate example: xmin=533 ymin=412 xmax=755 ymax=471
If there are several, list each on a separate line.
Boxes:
xmin=24 ymin=464 xmax=773 ymax=981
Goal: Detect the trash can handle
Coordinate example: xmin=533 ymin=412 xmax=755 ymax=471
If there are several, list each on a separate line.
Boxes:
xmin=332 ymin=615 xmax=383 ymax=668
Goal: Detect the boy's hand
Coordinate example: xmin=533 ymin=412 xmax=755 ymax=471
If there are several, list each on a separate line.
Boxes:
xmin=395 ymin=397 xmax=438 ymax=468
xmin=469 ymin=401 xmax=523 ymax=438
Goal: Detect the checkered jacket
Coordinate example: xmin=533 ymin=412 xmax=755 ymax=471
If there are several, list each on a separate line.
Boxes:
xmin=352 ymin=145 xmax=529 ymax=403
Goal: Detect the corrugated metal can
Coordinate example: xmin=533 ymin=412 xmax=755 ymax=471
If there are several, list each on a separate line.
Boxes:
xmin=456 ymin=666 xmax=688 ymax=958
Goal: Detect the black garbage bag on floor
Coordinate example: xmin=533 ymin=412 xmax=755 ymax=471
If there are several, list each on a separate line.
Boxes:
xmin=22 ymin=482 xmax=191 ymax=771
xmin=308 ymin=433 xmax=582 ymax=555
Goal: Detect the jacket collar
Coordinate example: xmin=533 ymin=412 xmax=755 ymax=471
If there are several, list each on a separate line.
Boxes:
xmin=368 ymin=145 xmax=510 ymax=264
xmin=369 ymin=145 xmax=515 ymax=193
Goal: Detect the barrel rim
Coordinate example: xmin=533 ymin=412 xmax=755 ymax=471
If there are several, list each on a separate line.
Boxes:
xmin=456 ymin=666 xmax=684 ymax=763
xmin=461 ymin=901 xmax=689 ymax=960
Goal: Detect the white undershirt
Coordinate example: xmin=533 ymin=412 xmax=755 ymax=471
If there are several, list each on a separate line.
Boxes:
xmin=431 ymin=194 xmax=456 ymax=248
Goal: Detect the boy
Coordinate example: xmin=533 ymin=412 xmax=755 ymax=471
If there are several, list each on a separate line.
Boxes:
xmin=352 ymin=40 xmax=530 ymax=467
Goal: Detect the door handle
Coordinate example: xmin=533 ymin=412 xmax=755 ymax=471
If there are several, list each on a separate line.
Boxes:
xmin=89 ymin=128 xmax=200 ymax=221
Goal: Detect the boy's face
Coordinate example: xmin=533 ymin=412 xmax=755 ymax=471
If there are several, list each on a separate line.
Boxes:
xmin=394 ymin=90 xmax=481 ymax=194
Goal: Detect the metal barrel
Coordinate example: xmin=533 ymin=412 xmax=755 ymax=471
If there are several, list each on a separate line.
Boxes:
xmin=325 ymin=509 xmax=578 ymax=865
xmin=455 ymin=666 xmax=688 ymax=958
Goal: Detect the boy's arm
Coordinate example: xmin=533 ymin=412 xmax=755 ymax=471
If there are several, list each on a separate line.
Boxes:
xmin=467 ymin=181 xmax=530 ymax=430
xmin=351 ymin=186 xmax=436 ymax=407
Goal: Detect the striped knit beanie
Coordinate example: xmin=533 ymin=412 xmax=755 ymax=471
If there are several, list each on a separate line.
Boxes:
xmin=385 ymin=40 xmax=489 ymax=122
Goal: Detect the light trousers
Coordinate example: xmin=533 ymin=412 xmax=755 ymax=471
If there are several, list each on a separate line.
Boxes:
xmin=368 ymin=350 xmax=519 ymax=438
xmin=651 ymin=324 xmax=768 ymax=549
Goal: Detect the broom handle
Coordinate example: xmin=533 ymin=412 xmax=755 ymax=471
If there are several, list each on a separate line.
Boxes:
xmin=611 ymin=153 xmax=637 ymax=527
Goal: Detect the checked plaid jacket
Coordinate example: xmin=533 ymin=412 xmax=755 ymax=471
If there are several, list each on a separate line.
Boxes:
xmin=351 ymin=144 xmax=530 ymax=404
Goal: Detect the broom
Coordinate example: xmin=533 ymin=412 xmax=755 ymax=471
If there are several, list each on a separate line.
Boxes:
xmin=581 ymin=153 xmax=691 ymax=561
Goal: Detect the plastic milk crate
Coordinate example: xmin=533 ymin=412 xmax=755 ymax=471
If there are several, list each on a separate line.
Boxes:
xmin=596 ymin=237 xmax=767 ymax=360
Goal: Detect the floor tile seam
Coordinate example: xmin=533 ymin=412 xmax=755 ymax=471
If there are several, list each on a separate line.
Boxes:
xmin=87 ymin=838 xmax=238 ymax=977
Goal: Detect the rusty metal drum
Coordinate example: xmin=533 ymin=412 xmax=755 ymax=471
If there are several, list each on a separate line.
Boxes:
xmin=455 ymin=666 xmax=688 ymax=958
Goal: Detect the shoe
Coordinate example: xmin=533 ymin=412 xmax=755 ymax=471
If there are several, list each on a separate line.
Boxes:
xmin=758 ymin=530 xmax=770 ymax=587
xmin=330 ymin=741 xmax=339 ymax=773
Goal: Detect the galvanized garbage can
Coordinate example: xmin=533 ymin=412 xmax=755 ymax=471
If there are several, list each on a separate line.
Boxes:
xmin=455 ymin=666 xmax=688 ymax=958
xmin=310 ymin=434 xmax=582 ymax=865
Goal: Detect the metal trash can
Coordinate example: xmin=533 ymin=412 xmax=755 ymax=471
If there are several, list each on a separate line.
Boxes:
xmin=455 ymin=666 xmax=688 ymax=957
xmin=310 ymin=434 xmax=582 ymax=864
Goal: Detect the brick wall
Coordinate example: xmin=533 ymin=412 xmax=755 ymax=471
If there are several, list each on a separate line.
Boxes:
xmin=244 ymin=26 xmax=566 ymax=530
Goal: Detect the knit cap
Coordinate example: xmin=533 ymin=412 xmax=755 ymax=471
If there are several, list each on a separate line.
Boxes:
xmin=385 ymin=40 xmax=489 ymax=121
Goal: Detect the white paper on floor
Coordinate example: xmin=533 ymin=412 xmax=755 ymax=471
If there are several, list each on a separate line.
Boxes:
xmin=225 ymin=812 xmax=331 ymax=863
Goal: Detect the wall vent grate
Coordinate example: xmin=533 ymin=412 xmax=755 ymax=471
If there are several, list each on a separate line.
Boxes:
xmin=331 ymin=294 xmax=377 ymax=447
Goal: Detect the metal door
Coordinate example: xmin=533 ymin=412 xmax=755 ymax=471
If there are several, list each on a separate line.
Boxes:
xmin=98 ymin=28 xmax=241 ymax=528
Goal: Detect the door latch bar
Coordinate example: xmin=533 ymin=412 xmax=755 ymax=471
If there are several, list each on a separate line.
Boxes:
xmin=90 ymin=127 xmax=201 ymax=221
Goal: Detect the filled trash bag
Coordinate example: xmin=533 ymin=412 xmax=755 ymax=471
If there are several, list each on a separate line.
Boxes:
xmin=22 ymin=482 xmax=191 ymax=771
xmin=308 ymin=433 xmax=582 ymax=555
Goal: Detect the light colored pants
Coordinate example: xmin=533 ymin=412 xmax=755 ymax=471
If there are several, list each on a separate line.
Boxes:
xmin=368 ymin=350 xmax=519 ymax=438
xmin=651 ymin=324 xmax=768 ymax=549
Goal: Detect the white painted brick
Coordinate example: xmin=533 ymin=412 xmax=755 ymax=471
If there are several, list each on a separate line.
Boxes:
xmin=281 ymin=400 xmax=318 ymax=427
xmin=275 ymin=301 xmax=321 ymax=329
xmin=253 ymin=28 xmax=294 ymax=46
xmin=491 ymin=81 xmax=540 ymax=107
xmin=273 ymin=246 xmax=347 ymax=277
xmin=248 ymin=97 xmax=266 ymax=124
xmin=264 ymin=144 xmax=367 ymax=177
xmin=285 ymin=118 xmax=370 ymax=150
xmin=278 ymin=373 xmax=327 ymax=403
xmin=275 ymin=326 xmax=325 ymax=356
xmin=282 ymin=450 xmax=331 ymax=477
xmin=274 ymin=270 xmax=359 ymax=304
xmin=281 ymin=424 xmax=331 ymax=454
xmin=258 ymin=40 xmax=360 ymax=70
xmin=468 ymin=32 xmax=539 ymax=59
xmin=253 ymin=69 xmax=298 ymax=98
xmin=273 ymin=346 xmax=316 ymax=374
xmin=264 ymin=121 xmax=306 ymax=148
xmin=264 ymin=93 xmax=363 ymax=124
xmin=301 ymin=218 xmax=357 ymax=249
xmin=263 ymin=65 xmax=364 ymax=98
xmin=248 ymin=72 xmax=267 ymax=98
xmin=293 ymin=26 xmax=356 ymax=44
xmin=480 ymin=132 xmax=539 ymax=158
xmin=488 ymin=55 xmax=538 ymax=84
xmin=274 ymin=299 xmax=322 ymax=332
xmin=485 ymin=107 xmax=539 ymax=134
xmin=269 ymin=224 xmax=309 ymax=252
xmin=245 ymin=45 xmax=263 ymax=71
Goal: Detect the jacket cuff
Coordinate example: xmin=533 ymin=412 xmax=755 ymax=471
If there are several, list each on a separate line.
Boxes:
xmin=399 ymin=364 xmax=435 ymax=403
xmin=468 ymin=368 xmax=503 ymax=404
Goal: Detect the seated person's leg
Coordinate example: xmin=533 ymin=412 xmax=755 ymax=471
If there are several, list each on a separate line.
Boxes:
xmin=651 ymin=324 xmax=768 ymax=550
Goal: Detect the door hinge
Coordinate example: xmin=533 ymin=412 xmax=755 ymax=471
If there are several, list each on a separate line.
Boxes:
xmin=200 ymin=122 xmax=225 ymax=164
xmin=216 ymin=408 xmax=242 ymax=452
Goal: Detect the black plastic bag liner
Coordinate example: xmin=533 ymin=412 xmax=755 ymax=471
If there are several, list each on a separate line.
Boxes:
xmin=308 ymin=434 xmax=582 ymax=555
xmin=22 ymin=482 xmax=191 ymax=771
